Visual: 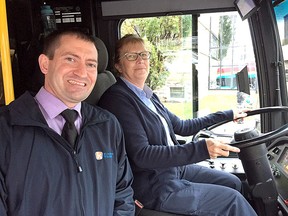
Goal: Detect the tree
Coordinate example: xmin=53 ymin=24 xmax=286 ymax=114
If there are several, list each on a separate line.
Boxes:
xmin=146 ymin=40 xmax=170 ymax=90
xmin=218 ymin=15 xmax=233 ymax=60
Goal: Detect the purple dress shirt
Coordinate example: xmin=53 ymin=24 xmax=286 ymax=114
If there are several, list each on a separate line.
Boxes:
xmin=34 ymin=87 xmax=82 ymax=135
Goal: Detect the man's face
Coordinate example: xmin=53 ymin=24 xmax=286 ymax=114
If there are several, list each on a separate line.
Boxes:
xmin=39 ymin=35 xmax=98 ymax=108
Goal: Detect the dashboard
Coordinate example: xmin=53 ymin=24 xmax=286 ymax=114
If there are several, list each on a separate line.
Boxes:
xmin=268 ymin=144 xmax=288 ymax=214
xmin=197 ymin=143 xmax=288 ymax=215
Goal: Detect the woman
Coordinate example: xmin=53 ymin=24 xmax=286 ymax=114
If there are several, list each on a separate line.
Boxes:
xmin=98 ymin=34 xmax=257 ymax=216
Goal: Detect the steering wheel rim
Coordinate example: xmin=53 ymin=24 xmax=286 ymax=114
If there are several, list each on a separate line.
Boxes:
xmin=193 ymin=106 xmax=288 ymax=149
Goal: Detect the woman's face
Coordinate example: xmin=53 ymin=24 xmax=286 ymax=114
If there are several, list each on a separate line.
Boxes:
xmin=115 ymin=42 xmax=150 ymax=89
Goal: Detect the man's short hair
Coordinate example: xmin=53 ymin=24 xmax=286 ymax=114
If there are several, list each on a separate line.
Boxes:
xmin=42 ymin=29 xmax=96 ymax=59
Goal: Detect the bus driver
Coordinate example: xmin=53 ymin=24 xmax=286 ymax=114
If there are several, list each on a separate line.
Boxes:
xmin=98 ymin=34 xmax=257 ymax=216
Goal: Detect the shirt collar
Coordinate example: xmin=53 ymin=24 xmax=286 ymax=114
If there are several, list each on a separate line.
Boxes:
xmin=35 ymin=87 xmax=82 ymax=119
xmin=120 ymin=77 xmax=153 ymax=99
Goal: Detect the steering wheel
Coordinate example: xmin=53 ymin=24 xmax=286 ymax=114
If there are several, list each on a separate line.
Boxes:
xmin=192 ymin=106 xmax=288 ymax=149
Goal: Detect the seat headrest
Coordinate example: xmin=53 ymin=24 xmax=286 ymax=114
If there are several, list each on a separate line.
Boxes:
xmin=94 ymin=37 xmax=108 ymax=73
xmin=85 ymin=36 xmax=116 ymax=106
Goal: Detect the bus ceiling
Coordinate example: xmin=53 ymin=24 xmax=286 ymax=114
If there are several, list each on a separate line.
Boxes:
xmin=101 ymin=0 xmax=236 ymax=18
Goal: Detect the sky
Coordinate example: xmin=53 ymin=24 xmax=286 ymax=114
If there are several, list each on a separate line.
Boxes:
xmin=273 ymin=0 xmax=288 ymax=39
xmin=274 ymin=0 xmax=288 ymax=21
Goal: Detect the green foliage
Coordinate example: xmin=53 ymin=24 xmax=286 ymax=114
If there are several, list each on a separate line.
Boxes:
xmin=182 ymin=16 xmax=192 ymax=37
xmin=146 ymin=41 xmax=170 ymax=90
xmin=122 ymin=17 xmax=180 ymax=43
xmin=218 ymin=15 xmax=233 ymax=60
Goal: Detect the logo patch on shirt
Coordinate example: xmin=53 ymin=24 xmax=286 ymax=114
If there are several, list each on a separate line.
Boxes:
xmin=95 ymin=151 xmax=103 ymax=160
xmin=95 ymin=151 xmax=113 ymax=160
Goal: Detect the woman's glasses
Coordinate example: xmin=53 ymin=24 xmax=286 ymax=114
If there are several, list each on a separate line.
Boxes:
xmin=120 ymin=51 xmax=151 ymax=61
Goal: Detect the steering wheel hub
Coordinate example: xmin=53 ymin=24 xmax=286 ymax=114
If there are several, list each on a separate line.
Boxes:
xmin=234 ymin=127 xmax=260 ymax=142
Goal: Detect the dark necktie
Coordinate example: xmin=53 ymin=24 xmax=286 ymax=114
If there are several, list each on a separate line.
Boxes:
xmin=61 ymin=109 xmax=78 ymax=148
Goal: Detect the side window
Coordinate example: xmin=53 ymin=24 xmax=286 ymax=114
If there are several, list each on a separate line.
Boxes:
xmin=273 ymin=1 xmax=288 ymax=92
xmin=120 ymin=12 xmax=259 ymax=136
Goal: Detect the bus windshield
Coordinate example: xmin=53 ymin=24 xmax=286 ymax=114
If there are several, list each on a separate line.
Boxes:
xmin=121 ymin=11 xmax=259 ymax=139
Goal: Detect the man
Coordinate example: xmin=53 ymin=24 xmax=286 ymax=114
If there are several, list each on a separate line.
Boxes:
xmin=0 ymin=29 xmax=134 ymax=215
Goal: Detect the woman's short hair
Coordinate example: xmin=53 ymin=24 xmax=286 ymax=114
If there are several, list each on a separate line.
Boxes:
xmin=114 ymin=34 xmax=145 ymax=65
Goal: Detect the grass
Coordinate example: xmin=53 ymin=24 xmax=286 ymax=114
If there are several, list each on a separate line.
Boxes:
xmin=164 ymin=102 xmax=192 ymax=119
xmin=163 ymin=94 xmax=239 ymax=119
xmin=163 ymin=91 xmax=258 ymax=119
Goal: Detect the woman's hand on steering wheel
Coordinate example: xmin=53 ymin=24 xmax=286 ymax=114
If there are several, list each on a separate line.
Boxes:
xmin=233 ymin=109 xmax=251 ymax=122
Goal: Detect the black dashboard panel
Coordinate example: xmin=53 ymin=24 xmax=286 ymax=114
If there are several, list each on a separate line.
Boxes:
xmin=268 ymin=144 xmax=288 ymax=214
